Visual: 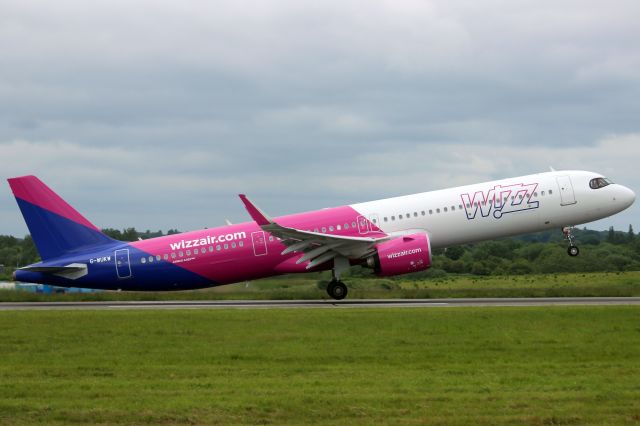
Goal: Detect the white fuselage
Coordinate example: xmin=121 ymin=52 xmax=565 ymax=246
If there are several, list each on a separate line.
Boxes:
xmin=353 ymin=170 xmax=635 ymax=249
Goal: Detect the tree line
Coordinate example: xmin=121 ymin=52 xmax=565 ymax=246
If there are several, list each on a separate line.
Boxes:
xmin=0 ymin=226 xmax=638 ymax=280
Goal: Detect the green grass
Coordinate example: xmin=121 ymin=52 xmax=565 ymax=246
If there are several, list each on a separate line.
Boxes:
xmin=0 ymin=307 xmax=639 ymax=424
xmin=2 ymin=271 xmax=640 ymax=301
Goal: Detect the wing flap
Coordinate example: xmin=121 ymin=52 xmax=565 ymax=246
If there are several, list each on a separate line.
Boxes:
xmin=239 ymin=194 xmax=389 ymax=268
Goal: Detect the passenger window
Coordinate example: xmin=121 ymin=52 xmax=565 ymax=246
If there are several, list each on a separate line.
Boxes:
xmin=148 ymin=256 xmax=154 ymax=263
xmin=352 ymin=222 xmax=356 ymax=228
xmin=399 ymin=214 xmax=403 ymax=219
xmin=541 ymin=191 xmax=545 ymax=196
xmin=232 ymin=242 xmax=236 ymax=248
xmin=421 ymin=211 xmax=425 ymax=216
xmin=459 ymin=205 xmax=463 ymax=209
xmin=344 ymin=224 xmax=349 ymax=230
xmin=384 ymin=217 xmax=388 ymax=222
xmin=163 ymin=254 xmax=168 ymax=260
xmin=239 ymin=241 xmax=244 ymax=247
xmin=429 ymin=210 xmax=433 ymax=215
xmin=194 ymin=249 xmax=199 ymax=255
xmin=156 ymin=255 xmax=161 ymax=261
xmin=436 ymin=208 xmax=440 ymax=213
xmin=322 ymin=227 xmax=327 ymax=233
xmin=171 ymin=252 xmax=176 ymax=259
xmin=391 ymin=216 xmax=395 ymax=221
xmin=337 ymin=225 xmax=341 ymax=230
xmin=216 ymin=245 xmax=221 ymax=251
xmin=451 ymin=206 xmax=455 ymax=211
xmin=549 ymin=190 xmax=553 ymax=195
xmin=209 ymin=246 xmax=214 ymax=252
xmin=444 ymin=207 xmax=448 ymax=212
xmin=224 ymin=244 xmax=228 ymax=250
xmin=141 ymin=257 xmax=146 ymax=264
xmin=329 ymin=226 xmax=334 ymax=231
xmin=186 ymin=250 xmax=191 ymax=256
xmin=414 ymin=212 xmax=418 ymax=217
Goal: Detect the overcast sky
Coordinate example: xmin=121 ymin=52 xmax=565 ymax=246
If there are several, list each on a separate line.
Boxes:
xmin=1 ymin=0 xmax=638 ymax=237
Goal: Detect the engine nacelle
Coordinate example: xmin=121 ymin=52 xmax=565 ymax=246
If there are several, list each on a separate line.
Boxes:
xmin=366 ymin=233 xmax=432 ymax=277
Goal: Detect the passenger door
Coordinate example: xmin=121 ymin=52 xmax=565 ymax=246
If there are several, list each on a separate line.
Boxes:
xmin=115 ymin=249 xmax=132 ymax=279
xmin=556 ymin=176 xmax=577 ymax=206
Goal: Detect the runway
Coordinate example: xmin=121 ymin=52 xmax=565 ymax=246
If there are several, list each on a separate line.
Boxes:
xmin=1 ymin=297 xmax=639 ymax=310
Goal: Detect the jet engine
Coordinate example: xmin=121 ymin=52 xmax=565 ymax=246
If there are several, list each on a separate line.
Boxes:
xmin=365 ymin=233 xmax=432 ymax=276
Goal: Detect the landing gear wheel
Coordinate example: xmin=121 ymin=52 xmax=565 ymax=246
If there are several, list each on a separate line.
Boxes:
xmin=563 ymin=227 xmax=580 ymax=257
xmin=327 ymin=280 xmax=348 ymax=300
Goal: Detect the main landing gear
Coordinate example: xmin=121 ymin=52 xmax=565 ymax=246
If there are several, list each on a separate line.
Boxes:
xmin=563 ymin=227 xmax=580 ymax=257
xmin=327 ymin=280 xmax=348 ymax=300
xmin=327 ymin=256 xmax=350 ymax=300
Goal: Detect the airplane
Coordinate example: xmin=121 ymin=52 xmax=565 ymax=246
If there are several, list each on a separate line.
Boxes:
xmin=7 ymin=170 xmax=636 ymax=299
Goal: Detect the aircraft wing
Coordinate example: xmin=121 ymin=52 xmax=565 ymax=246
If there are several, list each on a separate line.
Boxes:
xmin=239 ymin=195 xmax=389 ymax=269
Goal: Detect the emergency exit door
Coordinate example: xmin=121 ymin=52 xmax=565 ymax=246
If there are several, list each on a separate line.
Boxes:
xmin=251 ymin=231 xmax=268 ymax=256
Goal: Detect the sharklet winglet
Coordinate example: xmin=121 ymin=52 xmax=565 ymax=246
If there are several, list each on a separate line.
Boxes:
xmin=239 ymin=194 xmax=273 ymax=226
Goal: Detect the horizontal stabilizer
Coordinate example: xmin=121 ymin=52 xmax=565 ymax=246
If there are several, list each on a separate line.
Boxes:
xmin=19 ymin=263 xmax=88 ymax=280
xmin=20 ymin=265 xmax=85 ymax=273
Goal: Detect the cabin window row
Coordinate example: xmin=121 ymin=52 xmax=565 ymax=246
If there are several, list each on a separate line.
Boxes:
xmin=139 ymin=240 xmax=245 ymax=264
xmin=381 ymin=189 xmax=554 ymax=222
xmin=302 ymin=222 xmax=359 ymax=234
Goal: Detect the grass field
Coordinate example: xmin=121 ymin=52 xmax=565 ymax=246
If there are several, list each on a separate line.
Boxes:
xmin=2 ymin=271 xmax=640 ymax=302
xmin=1 ymin=306 xmax=639 ymax=424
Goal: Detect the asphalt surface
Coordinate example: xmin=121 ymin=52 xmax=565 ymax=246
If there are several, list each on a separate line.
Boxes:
xmin=1 ymin=297 xmax=639 ymax=310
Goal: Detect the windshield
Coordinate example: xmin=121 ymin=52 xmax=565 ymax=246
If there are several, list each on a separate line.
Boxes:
xmin=589 ymin=177 xmax=613 ymax=189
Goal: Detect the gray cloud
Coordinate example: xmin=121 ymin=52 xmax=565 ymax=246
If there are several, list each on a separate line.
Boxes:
xmin=1 ymin=0 xmax=638 ymax=236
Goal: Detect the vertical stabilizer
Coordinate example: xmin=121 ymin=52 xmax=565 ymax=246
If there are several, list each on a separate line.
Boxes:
xmin=8 ymin=175 xmax=117 ymax=260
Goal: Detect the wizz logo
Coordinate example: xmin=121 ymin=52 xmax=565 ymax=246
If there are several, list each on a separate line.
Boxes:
xmin=461 ymin=183 xmax=540 ymax=220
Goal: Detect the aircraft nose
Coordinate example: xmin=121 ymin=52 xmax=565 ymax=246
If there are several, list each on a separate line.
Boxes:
xmin=618 ymin=185 xmax=636 ymax=209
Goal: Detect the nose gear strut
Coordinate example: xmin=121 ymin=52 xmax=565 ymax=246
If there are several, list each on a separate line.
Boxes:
xmin=563 ymin=227 xmax=580 ymax=257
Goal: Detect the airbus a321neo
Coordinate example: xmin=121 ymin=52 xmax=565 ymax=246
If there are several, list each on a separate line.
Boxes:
xmin=8 ymin=170 xmax=635 ymax=299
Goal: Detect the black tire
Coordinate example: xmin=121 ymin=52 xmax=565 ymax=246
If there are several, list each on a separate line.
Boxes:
xmin=327 ymin=281 xmax=348 ymax=300
xmin=568 ymin=246 xmax=579 ymax=257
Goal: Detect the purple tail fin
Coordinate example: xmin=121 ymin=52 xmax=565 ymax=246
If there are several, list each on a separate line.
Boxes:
xmin=8 ymin=176 xmax=117 ymax=260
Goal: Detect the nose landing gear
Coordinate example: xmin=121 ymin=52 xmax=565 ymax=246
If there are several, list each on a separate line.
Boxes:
xmin=563 ymin=227 xmax=580 ymax=257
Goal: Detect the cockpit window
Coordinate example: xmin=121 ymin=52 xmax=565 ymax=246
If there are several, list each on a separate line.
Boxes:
xmin=589 ymin=177 xmax=613 ymax=189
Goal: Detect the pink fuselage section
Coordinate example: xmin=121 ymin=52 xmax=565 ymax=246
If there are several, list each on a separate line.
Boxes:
xmin=131 ymin=206 xmax=384 ymax=285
